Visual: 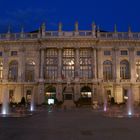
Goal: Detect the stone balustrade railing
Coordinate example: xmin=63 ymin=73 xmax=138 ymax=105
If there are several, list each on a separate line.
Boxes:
xmin=0 ymin=31 xmax=140 ymax=41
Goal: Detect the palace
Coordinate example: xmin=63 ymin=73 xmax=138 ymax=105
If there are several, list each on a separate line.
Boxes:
xmin=0 ymin=22 xmax=140 ymax=107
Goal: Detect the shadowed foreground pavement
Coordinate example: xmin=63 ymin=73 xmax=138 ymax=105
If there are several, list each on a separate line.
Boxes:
xmin=0 ymin=108 xmax=140 ymax=140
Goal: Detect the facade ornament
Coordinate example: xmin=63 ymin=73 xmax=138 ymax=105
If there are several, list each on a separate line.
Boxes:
xmin=58 ymin=22 xmax=62 ymax=32
xmin=41 ymin=22 xmax=46 ymax=37
xmin=21 ymin=26 xmax=24 ymax=33
xmin=7 ymin=24 xmax=11 ymax=34
xmin=128 ymin=26 xmax=131 ymax=33
xmin=75 ymin=21 xmax=79 ymax=32
xmin=114 ymin=24 xmax=117 ymax=33
xmin=92 ymin=21 xmax=96 ymax=31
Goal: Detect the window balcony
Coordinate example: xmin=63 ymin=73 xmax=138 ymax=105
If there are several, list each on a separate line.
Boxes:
xmin=120 ymin=79 xmax=130 ymax=82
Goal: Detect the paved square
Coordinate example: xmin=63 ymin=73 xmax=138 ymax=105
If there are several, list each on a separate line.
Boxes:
xmin=0 ymin=108 xmax=140 ymax=140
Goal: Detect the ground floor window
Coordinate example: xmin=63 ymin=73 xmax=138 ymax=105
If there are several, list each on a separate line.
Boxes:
xmin=26 ymin=90 xmax=32 ymax=103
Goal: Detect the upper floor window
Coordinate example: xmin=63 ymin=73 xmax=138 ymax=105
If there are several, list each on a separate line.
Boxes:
xmin=11 ymin=51 xmax=18 ymax=56
xmin=104 ymin=50 xmax=111 ymax=56
xmin=120 ymin=60 xmax=130 ymax=79
xmin=0 ymin=52 xmax=2 ymax=57
xmin=8 ymin=60 xmax=18 ymax=82
xmin=121 ymin=50 xmax=128 ymax=55
xmin=137 ymin=51 xmax=140 ymax=56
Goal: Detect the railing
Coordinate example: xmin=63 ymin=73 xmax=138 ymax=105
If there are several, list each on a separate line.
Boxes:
xmin=0 ymin=31 xmax=140 ymax=41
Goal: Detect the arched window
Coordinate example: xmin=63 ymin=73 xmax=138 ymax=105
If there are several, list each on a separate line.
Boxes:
xmin=8 ymin=60 xmax=18 ymax=82
xmin=103 ymin=60 xmax=113 ymax=81
xmin=136 ymin=61 xmax=140 ymax=80
xmin=25 ymin=61 xmax=35 ymax=82
xmin=0 ymin=62 xmax=3 ymax=80
xmin=120 ymin=60 xmax=130 ymax=79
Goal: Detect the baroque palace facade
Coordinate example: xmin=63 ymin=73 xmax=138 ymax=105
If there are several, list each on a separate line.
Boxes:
xmin=0 ymin=22 xmax=140 ymax=106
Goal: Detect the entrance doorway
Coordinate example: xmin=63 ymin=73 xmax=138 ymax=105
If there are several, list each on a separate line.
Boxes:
xmin=79 ymin=86 xmax=92 ymax=105
xmin=123 ymin=89 xmax=128 ymax=103
xmin=26 ymin=90 xmax=32 ymax=103
xmin=45 ymin=86 xmax=56 ymax=105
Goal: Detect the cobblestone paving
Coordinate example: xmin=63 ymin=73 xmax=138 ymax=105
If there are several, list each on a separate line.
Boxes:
xmin=0 ymin=108 xmax=140 ymax=140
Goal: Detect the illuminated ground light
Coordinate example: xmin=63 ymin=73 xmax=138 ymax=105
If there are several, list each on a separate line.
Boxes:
xmin=128 ymin=111 xmax=132 ymax=116
xmin=104 ymin=106 xmax=107 ymax=112
xmin=30 ymin=105 xmax=34 ymax=112
xmin=2 ymin=109 xmax=7 ymax=115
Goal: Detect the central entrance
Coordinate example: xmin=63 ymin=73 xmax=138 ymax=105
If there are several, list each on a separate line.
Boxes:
xmin=62 ymin=85 xmax=75 ymax=108
xmin=45 ymin=86 xmax=56 ymax=105
xmin=79 ymin=86 xmax=92 ymax=105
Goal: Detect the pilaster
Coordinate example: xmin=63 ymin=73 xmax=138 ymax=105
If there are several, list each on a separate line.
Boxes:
xmin=128 ymin=47 xmax=136 ymax=82
xmin=57 ymin=47 xmax=62 ymax=81
xmin=75 ymin=47 xmax=80 ymax=81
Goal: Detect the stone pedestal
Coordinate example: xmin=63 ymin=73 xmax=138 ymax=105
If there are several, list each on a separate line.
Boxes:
xmin=62 ymin=85 xmax=75 ymax=108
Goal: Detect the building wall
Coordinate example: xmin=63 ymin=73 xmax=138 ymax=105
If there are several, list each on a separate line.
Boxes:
xmin=0 ymin=32 xmax=140 ymax=105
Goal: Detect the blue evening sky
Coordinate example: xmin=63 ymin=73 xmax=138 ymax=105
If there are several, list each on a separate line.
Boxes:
xmin=0 ymin=0 xmax=139 ymax=33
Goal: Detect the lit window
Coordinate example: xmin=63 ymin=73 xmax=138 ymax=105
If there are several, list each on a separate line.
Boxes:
xmin=120 ymin=60 xmax=130 ymax=79
xmin=45 ymin=49 xmax=58 ymax=80
xmin=62 ymin=49 xmax=75 ymax=79
xmin=8 ymin=60 xmax=18 ymax=82
xmin=121 ymin=50 xmax=128 ymax=55
xmin=80 ymin=49 xmax=92 ymax=79
xmin=103 ymin=60 xmax=113 ymax=80
xmin=0 ymin=62 xmax=3 ymax=79
xmin=104 ymin=50 xmax=111 ymax=56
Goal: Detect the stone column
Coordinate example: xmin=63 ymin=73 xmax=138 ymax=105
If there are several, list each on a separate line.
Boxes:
xmin=115 ymin=47 xmax=120 ymax=82
xmin=74 ymin=84 xmax=80 ymax=101
xmin=3 ymin=47 xmax=9 ymax=82
xmin=39 ymin=49 xmax=45 ymax=81
xmin=58 ymin=48 xmax=62 ymax=81
xmin=112 ymin=48 xmax=116 ymax=80
xmin=75 ymin=48 xmax=80 ymax=81
xmin=56 ymin=84 xmax=63 ymax=101
xmin=93 ymin=47 xmax=97 ymax=79
xmin=129 ymin=47 xmax=136 ymax=82
xmin=34 ymin=49 xmax=40 ymax=82
xmin=18 ymin=47 xmax=25 ymax=82
xmin=97 ymin=47 xmax=103 ymax=80
xmin=37 ymin=84 xmax=44 ymax=104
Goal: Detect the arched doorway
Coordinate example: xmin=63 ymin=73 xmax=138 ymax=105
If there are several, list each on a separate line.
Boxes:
xmin=45 ymin=86 xmax=56 ymax=105
xmin=80 ymin=86 xmax=92 ymax=105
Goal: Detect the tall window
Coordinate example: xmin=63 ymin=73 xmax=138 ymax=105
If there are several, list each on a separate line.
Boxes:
xmin=0 ymin=62 xmax=3 ymax=80
xmin=62 ymin=49 xmax=74 ymax=79
xmin=103 ymin=60 xmax=112 ymax=81
xmin=80 ymin=49 xmax=92 ymax=79
xmin=25 ymin=61 xmax=35 ymax=82
xmin=8 ymin=60 xmax=18 ymax=82
xmin=45 ymin=49 xmax=58 ymax=79
xmin=120 ymin=60 xmax=130 ymax=79
xmin=136 ymin=61 xmax=140 ymax=80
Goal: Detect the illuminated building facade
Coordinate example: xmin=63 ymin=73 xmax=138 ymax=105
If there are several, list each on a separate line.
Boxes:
xmin=0 ymin=22 xmax=140 ymax=106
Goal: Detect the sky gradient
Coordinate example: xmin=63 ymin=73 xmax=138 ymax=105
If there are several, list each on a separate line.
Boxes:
xmin=0 ymin=0 xmax=140 ymax=33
